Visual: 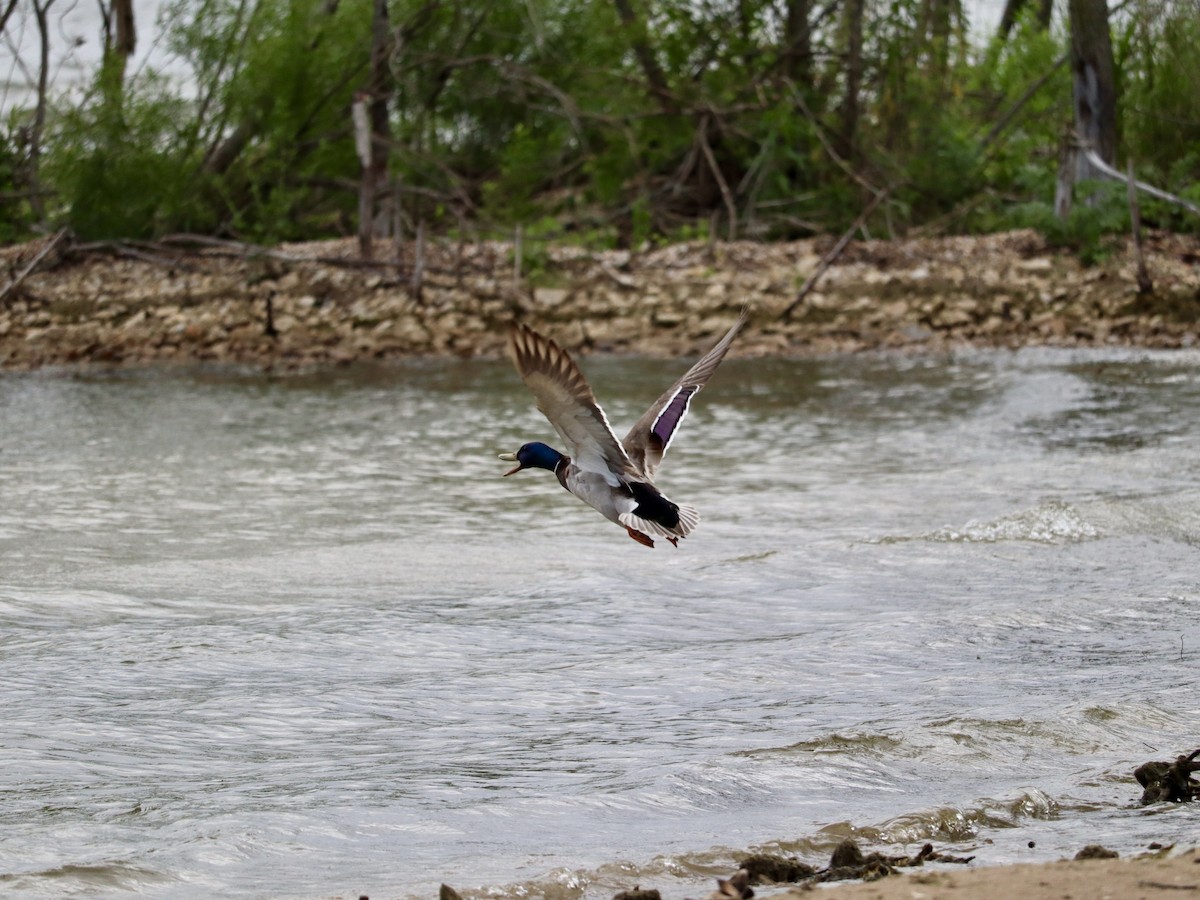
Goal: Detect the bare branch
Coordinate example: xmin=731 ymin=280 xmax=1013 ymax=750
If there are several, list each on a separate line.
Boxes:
xmin=698 ymin=116 xmax=738 ymax=241
xmin=1 ymin=228 xmax=71 ymax=305
xmin=781 ymin=186 xmax=894 ymax=321
xmin=0 ymin=0 xmax=21 ymax=34
xmin=1081 ymin=145 xmax=1200 ymax=216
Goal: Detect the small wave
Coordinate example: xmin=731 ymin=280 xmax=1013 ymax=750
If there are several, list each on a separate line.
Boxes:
xmin=867 ymin=789 xmax=1060 ymax=845
xmin=889 ymin=501 xmax=1101 ymax=544
xmin=734 ymin=732 xmax=903 ymax=758
xmin=0 ymin=862 xmax=172 ymax=893
xmin=440 ymin=851 xmax=732 ymax=900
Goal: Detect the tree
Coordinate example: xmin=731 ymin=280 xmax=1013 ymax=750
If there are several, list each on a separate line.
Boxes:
xmin=783 ymin=0 xmax=813 ymax=86
xmin=837 ymin=0 xmax=865 ymax=165
xmin=25 ymin=0 xmax=57 ymax=226
xmin=357 ymin=0 xmax=393 ymax=258
xmin=1068 ymin=0 xmax=1116 ymax=168
xmin=99 ymin=0 xmax=137 ymax=99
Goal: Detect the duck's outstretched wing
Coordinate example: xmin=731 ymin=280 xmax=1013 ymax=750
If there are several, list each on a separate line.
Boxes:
xmin=508 ymin=323 xmax=638 ymax=484
xmin=622 ymin=308 xmax=748 ymax=479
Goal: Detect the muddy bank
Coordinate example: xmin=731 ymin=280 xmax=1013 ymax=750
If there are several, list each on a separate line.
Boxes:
xmin=2 ymin=230 xmax=1199 ymax=370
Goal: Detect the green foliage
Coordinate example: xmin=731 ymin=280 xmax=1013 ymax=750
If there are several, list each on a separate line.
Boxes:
xmin=44 ymin=76 xmax=206 ymax=239
xmin=971 ymin=11 xmax=1071 ymax=194
xmin=172 ymin=0 xmax=371 ymax=241
xmin=1006 ymin=181 xmax=1130 ymax=265
xmin=0 ymin=124 xmax=37 ymax=242
xmin=37 ymin=0 xmax=372 ymax=241
xmin=1119 ymin=1 xmax=1200 ymax=232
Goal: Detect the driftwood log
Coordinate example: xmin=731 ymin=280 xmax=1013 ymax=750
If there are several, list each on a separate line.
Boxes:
xmin=1135 ymin=749 xmax=1200 ymax=805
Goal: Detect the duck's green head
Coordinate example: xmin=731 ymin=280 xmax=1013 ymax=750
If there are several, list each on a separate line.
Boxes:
xmin=499 ymin=441 xmax=564 ymax=476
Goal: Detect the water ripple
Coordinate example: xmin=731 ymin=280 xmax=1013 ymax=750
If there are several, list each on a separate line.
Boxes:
xmin=2 ymin=352 xmax=1200 ymax=898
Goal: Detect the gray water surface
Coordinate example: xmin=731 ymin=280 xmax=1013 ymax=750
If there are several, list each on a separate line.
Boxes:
xmin=1 ymin=348 xmax=1198 ymax=898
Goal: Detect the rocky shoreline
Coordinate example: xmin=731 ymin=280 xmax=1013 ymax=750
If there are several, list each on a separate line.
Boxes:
xmin=2 ymin=229 xmax=1199 ymax=370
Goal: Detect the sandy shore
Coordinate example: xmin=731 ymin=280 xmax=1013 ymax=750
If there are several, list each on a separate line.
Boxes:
xmin=3 ymin=230 xmax=1200 ymax=369
xmin=805 ymin=848 xmax=1199 ymax=899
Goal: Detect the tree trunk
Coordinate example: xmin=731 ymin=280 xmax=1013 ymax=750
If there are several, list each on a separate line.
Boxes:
xmin=359 ymin=0 xmax=393 ymax=259
xmin=353 ymin=95 xmax=374 ymax=258
xmin=838 ymin=0 xmax=865 ymax=164
xmin=784 ymin=0 xmax=812 ymax=85
xmin=1068 ymin=0 xmax=1117 ymax=182
xmin=100 ymin=0 xmax=136 ymax=100
xmin=27 ymin=0 xmax=56 ymax=226
xmin=112 ymin=0 xmax=137 ymax=58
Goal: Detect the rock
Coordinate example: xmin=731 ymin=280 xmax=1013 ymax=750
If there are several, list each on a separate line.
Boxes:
xmin=1017 ymin=257 xmax=1054 ymax=273
xmin=1074 ymin=845 xmax=1119 ymax=860
xmin=652 ymin=308 xmax=684 ymax=327
xmin=829 ymin=840 xmax=864 ymax=869
xmin=901 ymin=324 xmax=935 ymax=343
xmin=533 ymin=287 xmax=569 ymax=307
xmin=1135 ymin=749 xmax=1200 ymax=804
xmin=934 ymin=306 xmax=974 ymax=329
xmin=738 ymin=853 xmax=816 ymax=883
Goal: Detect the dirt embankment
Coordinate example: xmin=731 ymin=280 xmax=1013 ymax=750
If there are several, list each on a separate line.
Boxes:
xmin=2 ymin=230 xmax=1198 ymax=370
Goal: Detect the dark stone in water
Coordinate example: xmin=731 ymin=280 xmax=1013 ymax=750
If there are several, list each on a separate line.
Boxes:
xmin=738 ymin=853 xmax=817 ymax=883
xmin=613 ymin=889 xmax=662 ymax=900
xmin=818 ymin=839 xmax=975 ymax=884
xmin=1134 ymin=748 xmax=1200 ymax=805
xmin=1075 ymin=845 xmax=1120 ymax=860
xmin=821 ymin=839 xmax=895 ymax=883
xmin=829 ymin=839 xmax=864 ymax=869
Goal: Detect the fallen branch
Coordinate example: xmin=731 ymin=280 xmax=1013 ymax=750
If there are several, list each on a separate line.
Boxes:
xmin=1083 ymin=147 xmax=1200 ymax=217
xmin=599 ymin=259 xmax=638 ymax=288
xmin=71 ymin=239 xmax=197 ymax=270
xmin=1 ymin=227 xmax=71 ymax=305
xmin=155 ymin=234 xmax=410 ymax=271
xmin=781 ymin=186 xmax=894 ymax=321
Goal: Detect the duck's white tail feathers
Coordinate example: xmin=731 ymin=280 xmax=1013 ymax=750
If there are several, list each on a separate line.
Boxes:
xmin=619 ymin=503 xmax=700 ymax=541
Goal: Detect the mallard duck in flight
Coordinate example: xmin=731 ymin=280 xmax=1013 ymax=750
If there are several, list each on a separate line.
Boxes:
xmin=499 ymin=309 xmax=748 ymax=548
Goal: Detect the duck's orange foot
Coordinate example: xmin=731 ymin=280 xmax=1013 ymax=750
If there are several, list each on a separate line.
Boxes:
xmin=626 ymin=526 xmax=655 ymax=548
xmin=665 ymin=536 xmax=679 ymax=547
